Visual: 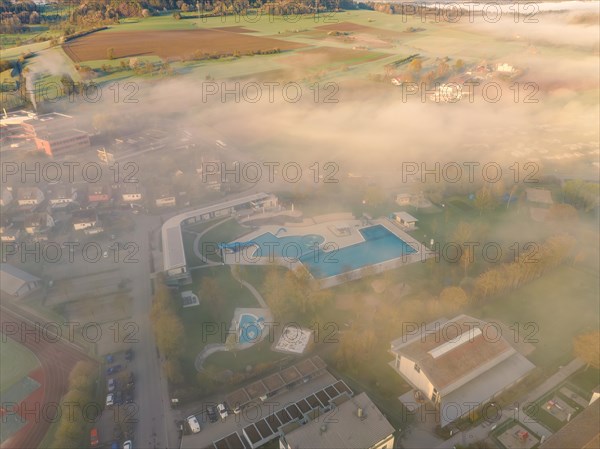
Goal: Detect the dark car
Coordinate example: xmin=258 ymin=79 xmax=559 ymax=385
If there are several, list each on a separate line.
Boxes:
xmin=125 ymin=390 xmax=134 ymax=404
xmin=125 ymin=349 xmax=133 ymax=361
xmin=206 ymin=406 xmax=218 ymax=423
xmin=106 ymin=365 xmax=122 ymax=375
xmin=106 ymin=354 xmax=115 ymax=364
xmin=115 ymin=390 xmax=123 ymax=405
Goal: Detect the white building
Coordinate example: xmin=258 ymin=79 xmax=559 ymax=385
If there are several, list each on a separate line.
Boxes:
xmin=280 ymin=392 xmax=395 ymax=449
xmin=392 ymin=211 xmax=418 ymax=229
xmin=16 ymin=187 xmax=44 ymax=206
xmin=390 ymin=315 xmax=535 ymax=428
xmin=497 ymin=63 xmax=515 ymax=73
xmin=121 ymin=184 xmax=143 ymax=202
xmin=0 ymin=263 xmax=41 ymax=297
xmin=0 ymin=188 xmax=13 ymax=207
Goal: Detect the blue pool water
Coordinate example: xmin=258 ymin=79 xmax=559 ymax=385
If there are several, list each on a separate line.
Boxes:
xmin=238 ymin=314 xmax=265 ymax=344
xmin=248 ymin=225 xmax=417 ymax=278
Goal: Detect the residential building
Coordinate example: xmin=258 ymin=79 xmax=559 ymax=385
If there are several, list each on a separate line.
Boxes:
xmin=72 ymin=210 xmax=102 ymax=234
xmin=0 ymin=218 xmax=19 ymax=242
xmin=87 ymin=184 xmax=112 ymax=203
xmin=155 ymin=191 xmax=177 ymax=208
xmin=395 ymin=193 xmax=412 ymax=206
xmin=279 ymin=392 xmax=395 ymax=449
xmin=0 ymin=187 xmax=13 ymax=207
xmin=390 ymin=315 xmax=535 ymax=428
xmin=539 ymin=400 xmax=599 ymax=449
xmin=497 ymin=63 xmax=516 ymax=73
xmin=48 ymin=184 xmax=77 ymax=208
xmin=16 ymin=187 xmax=44 ymax=206
xmin=120 ymin=184 xmax=143 ymax=202
xmin=0 ymin=263 xmax=41 ymax=297
xmin=24 ymin=212 xmax=54 ymax=235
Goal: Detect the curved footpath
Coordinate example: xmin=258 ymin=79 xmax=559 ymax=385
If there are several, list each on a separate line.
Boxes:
xmin=191 ymin=218 xmax=269 ymax=372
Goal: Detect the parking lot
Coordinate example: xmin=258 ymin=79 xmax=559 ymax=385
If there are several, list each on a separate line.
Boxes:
xmin=181 ymin=371 xmax=338 ymax=449
xmin=94 ymin=349 xmax=137 ymax=449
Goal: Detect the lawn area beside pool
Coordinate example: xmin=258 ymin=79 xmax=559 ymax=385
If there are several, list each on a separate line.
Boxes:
xmin=179 ymin=267 xmax=259 ymax=380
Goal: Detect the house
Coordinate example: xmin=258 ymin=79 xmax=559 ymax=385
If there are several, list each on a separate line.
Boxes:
xmin=0 ymin=187 xmax=13 ymax=207
xmin=0 ymin=218 xmax=19 ymax=242
xmin=390 ymin=315 xmax=535 ymax=428
xmin=16 ymin=187 xmax=44 ymax=206
xmin=48 ymin=184 xmax=77 ymax=208
xmin=280 ymin=392 xmax=395 ymax=449
xmin=539 ymin=400 xmax=599 ymax=449
xmin=392 ymin=211 xmax=418 ymax=229
xmin=120 ymin=184 xmax=143 ymax=202
xmin=72 ymin=210 xmax=102 ymax=234
xmin=24 ymin=212 xmax=54 ymax=235
xmin=87 ymin=184 xmax=112 ymax=203
xmin=0 ymin=263 xmax=41 ymax=297
xmin=395 ymin=193 xmax=412 ymax=206
xmin=497 ymin=63 xmax=515 ymax=73
xmin=155 ymin=190 xmax=177 ymax=208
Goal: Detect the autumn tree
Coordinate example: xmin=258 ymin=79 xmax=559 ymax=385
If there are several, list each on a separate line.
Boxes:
xmin=439 ymin=286 xmax=469 ymax=313
xmin=573 ymin=331 xmax=600 ymax=370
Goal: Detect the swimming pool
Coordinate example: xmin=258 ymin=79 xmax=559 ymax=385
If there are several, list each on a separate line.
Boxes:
xmin=249 ymin=225 xmax=417 ymax=278
xmin=238 ymin=314 xmax=265 ymax=344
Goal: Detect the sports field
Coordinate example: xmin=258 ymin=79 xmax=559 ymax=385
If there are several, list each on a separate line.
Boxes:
xmin=0 ymin=338 xmax=39 ymax=393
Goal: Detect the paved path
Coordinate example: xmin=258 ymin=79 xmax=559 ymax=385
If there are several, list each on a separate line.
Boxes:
xmin=435 ymin=358 xmax=586 ymax=448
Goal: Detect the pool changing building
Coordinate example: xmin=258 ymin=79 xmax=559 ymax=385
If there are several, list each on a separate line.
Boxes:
xmin=389 ymin=314 xmax=535 ymax=428
xmin=161 ymin=192 xmax=278 ymax=283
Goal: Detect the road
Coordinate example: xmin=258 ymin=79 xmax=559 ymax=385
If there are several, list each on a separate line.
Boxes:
xmin=119 ymin=213 xmax=181 ymax=449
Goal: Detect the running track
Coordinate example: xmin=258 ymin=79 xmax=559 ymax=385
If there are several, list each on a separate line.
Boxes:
xmin=0 ymin=307 xmax=97 ymax=449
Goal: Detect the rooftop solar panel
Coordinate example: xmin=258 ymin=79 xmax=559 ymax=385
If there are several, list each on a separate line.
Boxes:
xmin=296 ymin=399 xmax=311 ymax=414
xmin=276 ymin=408 xmax=292 ymax=425
xmin=325 ymin=385 xmax=339 ymax=398
xmin=255 ymin=419 xmax=273 ymax=439
xmin=266 ymin=414 xmax=281 ymax=433
xmin=306 ymin=394 xmax=320 ymax=409
xmin=286 ymin=404 xmax=302 ymax=420
xmin=316 ymin=390 xmax=330 ymax=407
xmin=243 ymin=425 xmax=261 ymax=445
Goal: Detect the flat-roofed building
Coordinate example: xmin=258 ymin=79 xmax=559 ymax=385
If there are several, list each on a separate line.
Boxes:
xmin=21 ymin=112 xmax=90 ymax=157
xmin=280 ymin=392 xmax=395 ymax=449
xmin=0 ymin=263 xmax=41 ymax=297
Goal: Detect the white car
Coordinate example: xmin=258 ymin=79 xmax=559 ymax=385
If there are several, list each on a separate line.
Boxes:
xmin=102 ymin=251 xmax=108 ymax=258
xmin=107 ymin=378 xmax=115 ymax=392
xmin=187 ymin=415 xmax=201 ymax=434
xmin=123 ymin=440 xmax=132 ymax=449
xmin=217 ymin=403 xmax=228 ymax=420
xmin=106 ymin=393 xmax=114 ymax=407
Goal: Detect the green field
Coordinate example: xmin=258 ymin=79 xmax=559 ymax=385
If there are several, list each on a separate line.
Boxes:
xmin=476 ymin=265 xmax=600 ymax=369
xmin=0 ymin=339 xmax=40 ymax=393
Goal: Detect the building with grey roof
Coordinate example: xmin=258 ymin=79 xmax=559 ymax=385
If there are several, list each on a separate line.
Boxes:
xmin=0 ymin=263 xmax=41 ymax=297
xmin=280 ymin=392 xmax=395 ymax=449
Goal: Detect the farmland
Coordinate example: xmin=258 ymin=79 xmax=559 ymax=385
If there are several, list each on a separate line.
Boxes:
xmin=62 ymin=28 xmax=307 ymax=62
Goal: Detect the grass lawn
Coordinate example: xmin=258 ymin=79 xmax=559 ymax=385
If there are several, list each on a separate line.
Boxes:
xmin=0 ymin=339 xmax=40 ymax=393
xmin=475 ymin=265 xmax=600 ymax=370
xmin=198 ymin=218 xmax=251 ymax=261
xmin=179 ymin=266 xmax=260 ymax=378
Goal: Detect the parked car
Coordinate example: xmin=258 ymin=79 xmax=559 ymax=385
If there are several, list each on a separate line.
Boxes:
xmin=107 ymin=378 xmax=116 ymax=392
xmin=90 ymin=428 xmax=99 ymax=447
xmin=128 ymin=372 xmax=134 ymax=385
xmin=217 ymin=403 xmax=228 ymax=420
xmin=106 ymin=354 xmax=114 ymax=363
xmin=187 ymin=415 xmax=201 ymax=434
xmin=115 ymin=390 xmax=123 ymax=405
xmin=111 ymin=442 xmax=119 ymax=449
xmin=106 ymin=393 xmax=114 ymax=407
xmin=206 ymin=406 xmax=218 ymax=423
xmin=106 ymin=365 xmax=122 ymax=374
xmin=123 ymin=441 xmax=132 ymax=449
xmin=125 ymin=349 xmax=133 ymax=361
xmin=125 ymin=390 xmax=134 ymax=404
